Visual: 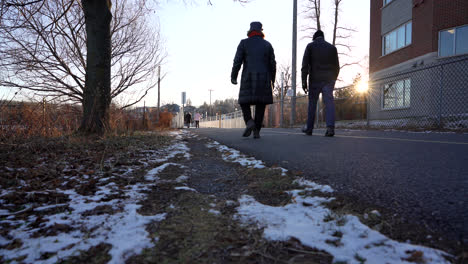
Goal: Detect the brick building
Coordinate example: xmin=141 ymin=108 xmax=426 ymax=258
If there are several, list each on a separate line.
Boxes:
xmin=368 ymin=0 xmax=468 ymax=128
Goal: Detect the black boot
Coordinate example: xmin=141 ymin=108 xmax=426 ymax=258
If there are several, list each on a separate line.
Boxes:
xmin=243 ymin=119 xmax=255 ymax=137
xmin=301 ymin=124 xmax=312 ymax=136
xmin=325 ymin=127 xmax=335 ymax=137
xmin=253 ymin=128 xmax=260 ymax=139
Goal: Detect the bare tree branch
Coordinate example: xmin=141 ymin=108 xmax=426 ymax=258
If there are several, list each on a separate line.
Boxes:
xmin=273 ymin=64 xmax=292 ymax=100
xmin=0 ymin=0 xmax=165 ymax=107
xmin=2 ymin=0 xmax=41 ymax=7
xmin=302 ymin=0 xmax=362 ymax=74
xmin=302 ymin=0 xmax=321 ymax=33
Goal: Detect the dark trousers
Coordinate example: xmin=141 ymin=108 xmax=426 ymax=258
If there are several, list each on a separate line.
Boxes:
xmin=306 ymin=81 xmax=336 ymax=131
xmin=240 ymin=104 xmax=266 ymax=131
xmin=195 ymin=121 xmax=199 ymax=128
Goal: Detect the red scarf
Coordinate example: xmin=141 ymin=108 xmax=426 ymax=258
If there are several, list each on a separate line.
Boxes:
xmin=248 ymin=31 xmax=264 ymax=38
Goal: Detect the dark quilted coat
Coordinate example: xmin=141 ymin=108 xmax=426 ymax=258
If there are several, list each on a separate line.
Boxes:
xmin=231 ymin=36 xmax=276 ymax=105
xmin=301 ymin=37 xmax=340 ymax=86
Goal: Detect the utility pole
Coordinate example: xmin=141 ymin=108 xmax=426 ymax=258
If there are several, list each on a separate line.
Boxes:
xmin=209 ymin=89 xmax=214 ymax=116
xmin=156 ymin=66 xmax=161 ymax=123
xmin=291 ymin=0 xmax=298 ymax=127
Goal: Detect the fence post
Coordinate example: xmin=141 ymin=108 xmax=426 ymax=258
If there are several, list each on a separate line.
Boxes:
xmin=438 ymin=65 xmax=444 ymax=129
xmin=280 ymin=72 xmax=284 ymax=128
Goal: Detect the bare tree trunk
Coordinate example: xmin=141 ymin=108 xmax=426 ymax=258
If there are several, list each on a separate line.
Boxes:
xmin=332 ymin=0 xmax=339 ymax=45
xmin=314 ymin=0 xmax=321 ymax=31
xmin=304 ymin=0 xmax=321 ymax=32
xmin=80 ymin=0 xmax=112 ymax=135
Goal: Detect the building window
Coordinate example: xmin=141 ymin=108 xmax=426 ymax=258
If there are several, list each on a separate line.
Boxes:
xmin=382 ymin=21 xmax=412 ymax=56
xmin=439 ymin=25 xmax=468 ymax=57
xmin=382 ymin=79 xmax=411 ymax=109
xmin=383 ymin=0 xmax=393 ymax=6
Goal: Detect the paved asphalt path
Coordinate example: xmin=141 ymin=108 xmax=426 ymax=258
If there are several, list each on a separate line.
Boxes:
xmin=192 ymin=128 xmax=468 ymax=244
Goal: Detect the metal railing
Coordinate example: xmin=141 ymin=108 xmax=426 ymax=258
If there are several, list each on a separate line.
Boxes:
xmin=197 ymin=55 xmax=467 ymax=131
xmin=197 ymin=94 xmax=367 ymax=129
xmin=198 ymin=110 xmax=245 ymax=128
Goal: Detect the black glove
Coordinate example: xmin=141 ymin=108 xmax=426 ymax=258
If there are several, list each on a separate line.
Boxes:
xmin=302 ymin=82 xmax=308 ymax=94
xmin=231 ymin=78 xmax=238 ymax=85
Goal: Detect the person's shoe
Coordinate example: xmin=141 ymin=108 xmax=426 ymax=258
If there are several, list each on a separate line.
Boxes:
xmin=253 ymin=128 xmax=260 ymax=139
xmin=325 ymin=127 xmax=335 ymax=137
xmin=301 ymin=125 xmax=312 ymax=136
xmin=242 ymin=119 xmax=255 ymax=137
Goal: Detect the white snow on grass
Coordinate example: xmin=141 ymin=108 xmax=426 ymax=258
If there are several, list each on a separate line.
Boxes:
xmin=174 ymin=186 xmax=197 ymax=192
xmin=33 ymin=203 xmax=68 ymax=212
xmin=0 ymin=209 xmax=9 ymax=216
xmin=236 ymin=191 xmax=450 ymax=264
xmin=208 ymin=209 xmax=221 ymax=216
xmin=203 ymin=136 xmax=451 ymax=263
xmin=206 ymin=141 xmax=266 ymax=169
xmin=175 ymin=175 xmax=189 ymax=183
xmin=294 ymin=178 xmax=334 ymax=193
xmin=146 ymin=162 xmax=181 ymax=181
xmin=0 ymin=182 xmax=167 ymax=264
xmin=276 ymin=167 xmax=288 ymax=176
xmin=0 ymin=130 xmax=192 ymax=264
xmin=225 ymin=200 xmax=237 ymax=206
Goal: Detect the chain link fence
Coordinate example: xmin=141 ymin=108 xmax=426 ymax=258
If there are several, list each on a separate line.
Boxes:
xmin=196 ymin=55 xmax=468 ymax=132
xmin=262 ymin=55 xmax=467 ymax=131
xmin=368 ymin=55 xmax=468 ymax=130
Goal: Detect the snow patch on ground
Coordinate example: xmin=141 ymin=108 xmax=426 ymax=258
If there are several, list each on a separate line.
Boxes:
xmin=294 ymin=178 xmax=334 ymax=193
xmin=202 ymin=136 xmax=451 ymax=263
xmin=225 ymin=200 xmax=236 ymax=206
xmin=277 ymin=167 xmax=288 ymax=176
xmin=175 ymin=175 xmax=189 ymax=183
xmin=206 ymin=141 xmax=265 ymax=169
xmin=236 ymin=191 xmax=450 ymax=264
xmin=146 ymin=163 xmax=181 ymax=181
xmin=0 ymin=130 xmax=192 ymax=263
xmin=33 ymin=203 xmax=68 ymax=212
xmin=208 ymin=209 xmax=221 ymax=216
xmin=0 ymin=182 xmax=167 ymax=264
xmin=174 ymin=186 xmax=197 ymax=192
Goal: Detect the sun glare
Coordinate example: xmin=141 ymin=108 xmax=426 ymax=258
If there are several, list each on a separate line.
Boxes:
xmin=356 ymin=80 xmax=369 ymax=93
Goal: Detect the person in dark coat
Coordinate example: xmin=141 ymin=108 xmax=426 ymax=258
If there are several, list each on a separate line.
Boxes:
xmin=184 ymin=112 xmax=192 ymax=128
xmin=231 ymin=21 xmax=276 ymax=139
xmin=301 ymin=30 xmax=340 ymax=137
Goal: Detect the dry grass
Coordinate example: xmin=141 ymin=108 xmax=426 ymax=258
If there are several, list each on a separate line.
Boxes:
xmin=0 ymin=101 xmax=174 ymax=142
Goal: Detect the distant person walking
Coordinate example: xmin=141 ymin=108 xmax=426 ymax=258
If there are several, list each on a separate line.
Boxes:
xmin=231 ymin=21 xmax=276 ymax=139
xmin=184 ymin=112 xmax=192 ymax=129
xmin=194 ymin=112 xmax=201 ymax=128
xmin=301 ymin=30 xmax=340 ymax=137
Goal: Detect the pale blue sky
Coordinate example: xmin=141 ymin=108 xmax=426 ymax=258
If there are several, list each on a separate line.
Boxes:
xmin=155 ymin=0 xmax=370 ymax=107
xmin=0 ymin=0 xmax=370 ymax=107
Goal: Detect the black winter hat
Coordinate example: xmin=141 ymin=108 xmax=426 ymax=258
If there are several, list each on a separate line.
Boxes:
xmin=249 ymin=21 xmax=263 ymax=32
xmin=313 ymin=30 xmax=324 ymax=40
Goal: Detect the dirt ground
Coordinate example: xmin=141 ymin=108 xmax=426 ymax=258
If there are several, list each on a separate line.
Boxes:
xmin=0 ymin=131 xmax=464 ymax=263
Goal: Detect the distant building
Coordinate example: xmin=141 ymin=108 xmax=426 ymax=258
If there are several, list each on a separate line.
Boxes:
xmin=368 ymin=0 xmax=468 ymax=127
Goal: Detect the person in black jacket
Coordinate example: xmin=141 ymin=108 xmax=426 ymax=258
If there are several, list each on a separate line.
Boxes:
xmin=184 ymin=112 xmax=192 ymax=129
xmin=301 ymin=30 xmax=340 ymax=137
xmin=231 ymin=21 xmax=276 ymax=139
